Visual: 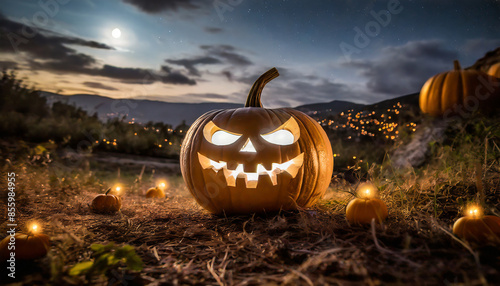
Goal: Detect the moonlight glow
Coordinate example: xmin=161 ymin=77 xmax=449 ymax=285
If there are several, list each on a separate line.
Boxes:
xmin=111 ymin=28 xmax=121 ymax=38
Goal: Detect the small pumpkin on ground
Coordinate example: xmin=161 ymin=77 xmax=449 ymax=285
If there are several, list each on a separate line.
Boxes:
xmin=419 ymin=60 xmax=500 ymax=117
xmin=0 ymin=224 xmax=50 ymax=260
xmin=146 ymin=187 xmax=166 ymax=198
xmin=346 ymin=182 xmax=388 ymax=225
xmin=452 ymin=205 xmax=500 ymax=244
xmin=91 ymin=188 xmax=122 ymax=214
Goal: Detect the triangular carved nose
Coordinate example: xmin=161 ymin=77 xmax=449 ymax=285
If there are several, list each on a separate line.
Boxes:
xmin=240 ymin=139 xmax=257 ymax=153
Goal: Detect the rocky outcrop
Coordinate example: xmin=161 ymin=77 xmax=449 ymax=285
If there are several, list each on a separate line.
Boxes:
xmin=468 ymin=47 xmax=500 ymax=72
xmin=391 ymin=119 xmax=448 ymax=169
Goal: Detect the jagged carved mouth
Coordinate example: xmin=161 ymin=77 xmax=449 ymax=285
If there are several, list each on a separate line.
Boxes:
xmin=197 ymin=152 xmax=304 ymax=188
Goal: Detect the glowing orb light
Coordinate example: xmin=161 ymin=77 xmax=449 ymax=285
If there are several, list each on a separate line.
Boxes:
xmin=466 ymin=205 xmax=483 ymax=218
xmin=31 ymin=223 xmax=39 ymax=233
xmin=357 ymin=181 xmax=378 ymax=199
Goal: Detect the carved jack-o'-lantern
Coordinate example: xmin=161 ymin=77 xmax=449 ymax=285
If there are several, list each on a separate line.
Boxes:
xmin=180 ymin=68 xmax=333 ymax=215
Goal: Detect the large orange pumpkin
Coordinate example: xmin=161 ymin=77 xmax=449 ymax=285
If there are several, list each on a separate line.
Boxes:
xmin=419 ymin=60 xmax=500 ymax=117
xmin=487 ymin=62 xmax=500 ymax=78
xmin=180 ymin=68 xmax=333 ymax=215
xmin=0 ymin=232 xmax=50 ymax=260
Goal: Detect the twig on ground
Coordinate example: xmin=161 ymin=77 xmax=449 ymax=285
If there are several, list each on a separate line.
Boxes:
xmin=371 ymin=219 xmax=421 ymax=268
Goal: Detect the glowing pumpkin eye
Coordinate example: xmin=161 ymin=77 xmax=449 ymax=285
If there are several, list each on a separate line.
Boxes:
xmin=261 ymin=129 xmax=295 ymax=145
xmin=211 ymin=130 xmax=242 ymax=146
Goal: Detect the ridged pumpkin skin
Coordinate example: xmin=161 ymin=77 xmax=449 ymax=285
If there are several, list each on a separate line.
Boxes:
xmin=0 ymin=233 xmax=50 ymax=260
xmin=488 ymin=62 xmax=500 ymax=78
xmin=346 ymin=198 xmax=388 ymax=225
xmin=146 ymin=187 xmax=166 ymax=198
xmin=452 ymin=215 xmax=500 ymax=244
xmin=180 ymin=68 xmax=333 ymax=215
xmin=419 ymin=60 xmax=500 ymax=117
xmin=91 ymin=190 xmax=121 ymax=214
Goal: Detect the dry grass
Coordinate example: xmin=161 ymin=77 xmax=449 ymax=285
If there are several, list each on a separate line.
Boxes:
xmin=1 ymin=114 xmax=499 ymax=285
xmin=1 ymin=157 xmax=499 ymax=286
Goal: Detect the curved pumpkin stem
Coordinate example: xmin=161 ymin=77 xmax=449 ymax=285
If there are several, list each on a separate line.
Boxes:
xmin=454 ymin=60 xmax=461 ymax=71
xmin=105 ymin=187 xmax=111 ymax=195
xmin=245 ymin=67 xmax=279 ymax=108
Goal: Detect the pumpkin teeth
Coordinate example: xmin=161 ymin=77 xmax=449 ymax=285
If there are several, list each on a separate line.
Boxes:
xmin=197 ymin=153 xmax=304 ymax=188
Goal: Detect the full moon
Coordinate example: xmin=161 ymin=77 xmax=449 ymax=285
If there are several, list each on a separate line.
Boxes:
xmin=111 ymin=28 xmax=121 ymax=38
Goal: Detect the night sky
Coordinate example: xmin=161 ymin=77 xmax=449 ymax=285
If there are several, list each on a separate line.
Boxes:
xmin=1 ymin=0 xmax=499 ymax=107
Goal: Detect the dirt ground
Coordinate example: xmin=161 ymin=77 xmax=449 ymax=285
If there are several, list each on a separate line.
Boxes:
xmin=1 ymin=158 xmax=499 ymax=285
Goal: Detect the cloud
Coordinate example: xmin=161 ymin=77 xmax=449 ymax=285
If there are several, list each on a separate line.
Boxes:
xmin=186 ymin=93 xmax=229 ymax=100
xmin=163 ymin=45 xmax=252 ymax=79
xmin=200 ymin=45 xmax=253 ymax=66
xmin=236 ymin=66 xmax=299 ymax=85
xmin=159 ymin=71 xmax=196 ymax=85
xmin=52 ymin=36 xmax=115 ymax=50
xmin=161 ymin=65 xmax=172 ymax=73
xmin=344 ymin=40 xmax=458 ymax=95
xmin=204 ymin=27 xmax=223 ymax=34
xmin=462 ymin=38 xmax=500 ymax=61
xmin=166 ymin=56 xmax=221 ymax=76
xmin=31 ymin=53 xmax=97 ymax=73
xmin=0 ymin=16 xmax=113 ymax=60
xmin=132 ymin=93 xmax=229 ymax=103
xmin=87 ymin=65 xmax=196 ymax=85
xmin=221 ymin=70 xmax=232 ymax=81
xmin=0 ymin=60 xmax=17 ymax=69
xmin=83 ymin=81 xmax=119 ymax=91
xmin=101 ymin=65 xmax=150 ymax=80
xmin=232 ymin=67 xmax=375 ymax=107
xmin=122 ymin=0 xmax=204 ymax=13
xmin=264 ymin=79 xmax=374 ymax=107
xmin=0 ymin=15 xmax=196 ymax=85
xmin=30 ymin=60 xmax=196 ymax=85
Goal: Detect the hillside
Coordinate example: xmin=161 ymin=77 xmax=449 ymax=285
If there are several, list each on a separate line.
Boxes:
xmin=42 ymin=92 xmax=369 ymax=126
xmin=295 ymin=100 xmax=365 ymax=116
xmin=364 ymin=92 xmax=419 ymax=111
xmin=468 ymin=46 xmax=500 ymax=72
xmin=42 ymin=92 xmax=242 ymax=126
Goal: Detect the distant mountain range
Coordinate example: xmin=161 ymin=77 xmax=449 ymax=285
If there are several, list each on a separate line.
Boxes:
xmin=41 ymin=92 xmax=371 ymax=126
xmin=41 ymin=91 xmax=421 ymax=127
xmin=364 ymin=92 xmax=419 ymax=110
xmin=294 ymin=100 xmax=365 ymax=115
xmin=42 ymin=92 xmax=241 ymax=127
